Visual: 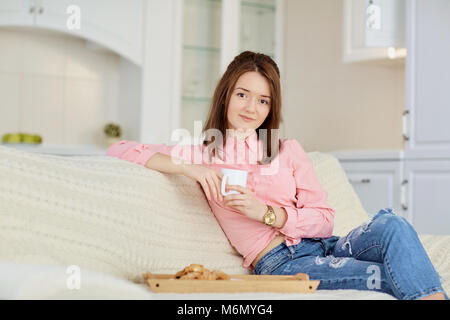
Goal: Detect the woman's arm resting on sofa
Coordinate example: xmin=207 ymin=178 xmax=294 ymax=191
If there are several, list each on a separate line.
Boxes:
xmin=106 ymin=140 xmax=223 ymax=201
xmin=144 ymin=152 xmax=188 ymax=175
xmin=106 ymin=140 xmax=191 ymax=175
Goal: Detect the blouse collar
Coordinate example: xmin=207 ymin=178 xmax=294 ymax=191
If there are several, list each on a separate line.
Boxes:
xmin=216 ymin=129 xmax=262 ymax=163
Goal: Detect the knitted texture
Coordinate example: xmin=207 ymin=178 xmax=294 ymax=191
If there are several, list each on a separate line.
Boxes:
xmin=0 ymin=145 xmax=245 ymax=282
xmin=1 ymin=145 xmax=448 ymax=294
xmin=307 ymin=152 xmax=369 ymax=236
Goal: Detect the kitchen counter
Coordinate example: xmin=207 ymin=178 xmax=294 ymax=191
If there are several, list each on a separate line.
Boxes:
xmin=329 ymin=149 xmax=405 ymax=161
xmin=0 ymin=143 xmax=108 ymax=156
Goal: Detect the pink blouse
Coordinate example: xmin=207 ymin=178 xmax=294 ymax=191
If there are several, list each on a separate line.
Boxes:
xmin=105 ymin=131 xmax=335 ymax=270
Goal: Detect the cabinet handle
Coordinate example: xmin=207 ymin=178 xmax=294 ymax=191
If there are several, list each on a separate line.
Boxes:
xmin=29 ymin=6 xmax=35 ymax=13
xmin=348 ymin=178 xmax=371 ymax=184
xmin=401 ymin=179 xmax=408 ymax=211
xmin=402 ymin=110 xmax=410 ymax=142
xmin=39 ymin=7 xmax=44 ymax=14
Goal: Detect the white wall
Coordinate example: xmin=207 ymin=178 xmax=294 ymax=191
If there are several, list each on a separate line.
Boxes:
xmin=117 ymin=57 xmax=142 ymax=143
xmin=0 ymin=26 xmax=125 ymax=147
xmin=282 ymin=0 xmax=405 ymax=153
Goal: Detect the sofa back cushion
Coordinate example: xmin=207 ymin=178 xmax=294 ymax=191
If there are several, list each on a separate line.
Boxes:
xmin=0 ymin=146 xmax=368 ymax=282
xmin=307 ymin=152 xmax=369 ymax=235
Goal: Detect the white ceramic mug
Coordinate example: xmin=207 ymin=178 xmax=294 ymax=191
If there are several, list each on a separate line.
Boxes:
xmin=221 ymin=168 xmax=248 ymax=196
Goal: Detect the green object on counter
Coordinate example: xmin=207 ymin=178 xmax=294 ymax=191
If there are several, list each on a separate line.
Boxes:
xmin=2 ymin=133 xmax=42 ymax=144
xmin=23 ymin=134 xmax=35 ymax=143
xmin=5 ymin=133 xmax=22 ymax=143
xmin=2 ymin=134 xmax=10 ymax=143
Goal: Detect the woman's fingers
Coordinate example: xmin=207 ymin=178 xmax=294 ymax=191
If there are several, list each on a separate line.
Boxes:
xmin=199 ymin=179 xmax=211 ymax=201
xmin=223 ymin=194 xmax=247 ymax=207
xmin=213 ymin=174 xmax=222 ymax=201
xmin=226 ymin=199 xmax=245 ymax=205
xmin=207 ymin=172 xmax=223 ymax=202
xmin=225 ymin=185 xmax=248 ymax=194
xmin=205 ymin=176 xmax=218 ymax=201
xmin=224 ymin=194 xmax=246 ymax=201
xmin=225 ymin=200 xmax=246 ymax=208
xmin=195 ymin=169 xmax=224 ymax=202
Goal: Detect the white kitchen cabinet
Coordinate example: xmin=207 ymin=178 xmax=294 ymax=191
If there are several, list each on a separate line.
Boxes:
xmin=331 ymin=150 xmax=450 ymax=235
xmin=402 ymin=159 xmax=450 ymax=235
xmin=401 ymin=0 xmax=450 ymax=233
xmin=239 ymin=0 xmax=277 ymax=59
xmin=401 ymin=0 xmax=450 ymax=234
xmin=404 ymin=0 xmax=450 ymax=159
xmin=180 ymin=0 xmax=222 ymax=139
xmin=343 ymin=0 xmax=406 ymax=63
xmin=0 ymin=0 xmax=143 ymax=65
xmin=331 ymin=0 xmax=450 ymax=235
xmin=330 ymin=150 xmax=404 ymax=218
xmin=0 ymin=0 xmax=34 ymax=25
xmin=340 ymin=161 xmax=403 ymax=218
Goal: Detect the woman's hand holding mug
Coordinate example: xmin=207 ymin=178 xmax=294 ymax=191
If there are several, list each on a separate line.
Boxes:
xmin=182 ymin=164 xmax=224 ymax=202
xmin=222 ymin=184 xmax=267 ymax=221
xmin=220 ymin=168 xmax=266 ymax=221
xmin=182 ymin=165 xmax=267 ymax=221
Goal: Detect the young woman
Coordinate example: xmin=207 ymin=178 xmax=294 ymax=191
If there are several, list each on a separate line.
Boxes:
xmin=106 ymin=51 xmax=447 ymax=300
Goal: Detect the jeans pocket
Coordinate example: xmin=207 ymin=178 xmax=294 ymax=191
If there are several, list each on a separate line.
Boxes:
xmin=321 ymin=236 xmax=340 ymax=256
xmin=254 ymin=245 xmax=289 ymax=275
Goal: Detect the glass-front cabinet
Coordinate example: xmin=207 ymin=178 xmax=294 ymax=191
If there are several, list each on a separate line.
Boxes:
xmin=179 ymin=0 xmax=282 ymax=142
xmin=181 ymin=0 xmax=222 ymax=139
xmin=240 ymin=0 xmax=276 ymax=58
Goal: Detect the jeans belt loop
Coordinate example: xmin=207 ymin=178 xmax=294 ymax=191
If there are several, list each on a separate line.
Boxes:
xmin=287 ymin=245 xmax=295 ymax=258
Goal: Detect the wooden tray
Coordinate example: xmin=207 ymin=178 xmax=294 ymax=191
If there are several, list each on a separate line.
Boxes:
xmin=142 ymin=272 xmax=320 ymax=293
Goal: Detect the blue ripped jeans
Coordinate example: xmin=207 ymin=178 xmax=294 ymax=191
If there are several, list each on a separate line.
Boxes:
xmin=253 ymin=208 xmax=449 ymax=300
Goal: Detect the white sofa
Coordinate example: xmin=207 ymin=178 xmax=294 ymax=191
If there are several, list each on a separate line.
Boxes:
xmin=0 ymin=145 xmax=448 ymax=300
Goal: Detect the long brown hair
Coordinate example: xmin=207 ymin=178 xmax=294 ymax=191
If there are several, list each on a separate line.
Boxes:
xmin=201 ymin=51 xmax=283 ymax=165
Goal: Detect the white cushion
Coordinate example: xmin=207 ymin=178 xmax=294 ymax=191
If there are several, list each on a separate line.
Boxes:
xmin=0 ymin=259 xmax=153 ymax=299
xmin=307 ymin=152 xmax=369 ymax=236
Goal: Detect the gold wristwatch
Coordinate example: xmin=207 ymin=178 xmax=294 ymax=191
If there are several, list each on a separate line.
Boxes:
xmin=263 ymin=205 xmax=276 ymax=226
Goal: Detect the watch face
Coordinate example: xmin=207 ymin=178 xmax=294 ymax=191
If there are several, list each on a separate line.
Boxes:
xmin=264 ymin=212 xmax=275 ymax=225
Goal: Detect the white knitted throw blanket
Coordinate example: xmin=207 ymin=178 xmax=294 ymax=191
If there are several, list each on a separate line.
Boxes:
xmin=0 ymin=145 xmax=448 ymax=293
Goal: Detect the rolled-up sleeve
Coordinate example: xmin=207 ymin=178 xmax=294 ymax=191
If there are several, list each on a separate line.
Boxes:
xmin=278 ymin=139 xmax=335 ymax=244
xmin=106 ymin=140 xmax=202 ymax=166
